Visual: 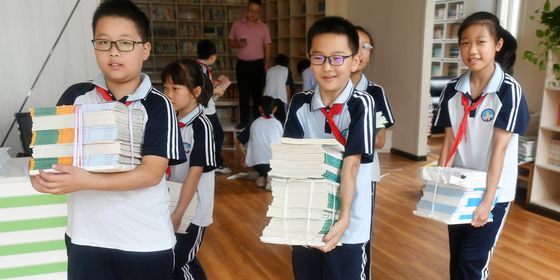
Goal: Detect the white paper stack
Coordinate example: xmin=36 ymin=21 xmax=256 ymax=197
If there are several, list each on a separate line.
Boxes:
xmin=0 ymin=151 xmax=68 ymax=279
xmin=413 ymin=167 xmax=496 ymax=224
xmin=28 ymin=102 xmax=144 ymax=175
xmin=167 ymin=181 xmax=198 ymax=233
xmin=261 ymin=138 xmax=344 ymax=246
xmin=518 ymin=135 xmax=537 ymax=163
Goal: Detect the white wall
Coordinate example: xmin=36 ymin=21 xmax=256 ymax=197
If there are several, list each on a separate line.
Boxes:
xmin=347 ymin=0 xmax=433 ymax=158
xmin=0 ymin=0 xmax=99 ymax=156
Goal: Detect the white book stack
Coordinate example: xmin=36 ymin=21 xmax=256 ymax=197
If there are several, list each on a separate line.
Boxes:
xmin=518 ymin=135 xmax=537 ymax=163
xmin=28 ymin=102 xmax=144 ymax=175
xmin=167 ymin=181 xmax=198 ymax=233
xmin=0 ymin=149 xmax=68 ymax=279
xmin=413 ymin=167 xmax=496 ymax=224
xmin=261 ymin=138 xmax=344 ymax=246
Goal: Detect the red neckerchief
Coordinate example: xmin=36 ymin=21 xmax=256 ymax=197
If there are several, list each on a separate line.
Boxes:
xmin=262 ymin=115 xmax=272 ymax=119
xmin=446 ymin=94 xmax=486 ymax=166
xmin=320 ymin=104 xmax=346 ymax=146
xmin=178 ymin=122 xmax=186 ymax=128
xmin=196 ymin=60 xmax=213 ymax=80
xmin=95 ymin=86 xmax=132 ymax=106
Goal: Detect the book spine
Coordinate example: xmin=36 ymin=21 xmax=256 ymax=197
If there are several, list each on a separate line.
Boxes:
xmin=30 ymin=105 xmax=75 ymax=117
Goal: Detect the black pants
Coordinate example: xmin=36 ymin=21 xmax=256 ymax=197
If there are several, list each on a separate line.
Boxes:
xmin=173 ymin=224 xmax=207 ymax=280
xmin=206 ymin=113 xmax=224 ymax=167
xmin=236 ymin=59 xmax=265 ymax=123
xmin=292 ymin=243 xmax=369 ymax=280
xmin=448 ymin=202 xmax=511 ymax=280
xmin=65 ymin=234 xmax=173 ymax=280
xmin=253 ymin=164 xmax=270 ymax=177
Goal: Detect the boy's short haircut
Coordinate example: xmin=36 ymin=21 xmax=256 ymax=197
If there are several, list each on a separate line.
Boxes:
xmin=306 ymin=16 xmax=359 ymax=55
xmin=248 ymin=0 xmax=262 ymax=6
xmin=197 ymin=39 xmax=217 ymax=60
xmin=274 ymin=54 xmax=289 ymax=67
xmin=297 ymin=59 xmax=310 ymax=74
xmin=260 ymin=96 xmax=276 ymax=116
xmin=92 ymin=0 xmax=150 ymax=42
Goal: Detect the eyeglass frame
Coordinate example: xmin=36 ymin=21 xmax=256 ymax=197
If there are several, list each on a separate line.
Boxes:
xmin=362 ymin=43 xmax=374 ymax=51
xmin=91 ymin=39 xmax=146 ymax=52
xmin=308 ymin=54 xmax=355 ymax=66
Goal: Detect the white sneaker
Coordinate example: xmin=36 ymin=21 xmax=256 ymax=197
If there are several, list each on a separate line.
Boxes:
xmin=256 ymin=176 xmax=266 ymax=188
xmin=216 ymin=166 xmax=232 ymax=174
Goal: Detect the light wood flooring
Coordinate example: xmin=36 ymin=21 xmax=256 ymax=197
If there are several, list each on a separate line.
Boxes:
xmin=197 ymin=137 xmax=560 ymax=280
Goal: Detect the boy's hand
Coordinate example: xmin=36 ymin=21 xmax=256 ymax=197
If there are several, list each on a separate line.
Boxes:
xmin=316 ymin=216 xmax=349 ymax=253
xmin=32 ymin=164 xmax=92 ymax=194
xmin=170 ymin=210 xmax=182 ymax=232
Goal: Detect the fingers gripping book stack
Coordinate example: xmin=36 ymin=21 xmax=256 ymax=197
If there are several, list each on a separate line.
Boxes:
xmin=28 ymin=102 xmax=144 ymax=175
xmin=260 ymin=138 xmax=344 ymax=246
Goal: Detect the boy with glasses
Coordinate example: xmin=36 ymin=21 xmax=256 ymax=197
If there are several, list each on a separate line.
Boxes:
xmin=283 ymin=16 xmax=376 ymax=279
xmin=31 ymin=1 xmax=186 ymax=279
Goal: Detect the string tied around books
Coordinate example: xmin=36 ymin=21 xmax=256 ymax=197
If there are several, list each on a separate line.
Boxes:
xmin=320 ymin=104 xmax=346 ymax=146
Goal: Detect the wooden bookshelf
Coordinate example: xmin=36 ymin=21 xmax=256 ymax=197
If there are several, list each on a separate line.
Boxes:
xmin=431 ymin=0 xmax=466 ymax=77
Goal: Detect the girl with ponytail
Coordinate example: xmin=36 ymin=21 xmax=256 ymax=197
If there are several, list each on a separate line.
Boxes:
xmin=433 ymin=11 xmax=530 ymax=279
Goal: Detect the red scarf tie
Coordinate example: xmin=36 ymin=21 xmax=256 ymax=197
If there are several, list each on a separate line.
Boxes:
xmin=178 ymin=122 xmax=186 ymax=128
xmin=320 ymin=104 xmax=346 ymax=146
xmin=96 ymin=86 xmax=132 ymax=106
xmin=446 ymin=94 xmax=486 ymax=166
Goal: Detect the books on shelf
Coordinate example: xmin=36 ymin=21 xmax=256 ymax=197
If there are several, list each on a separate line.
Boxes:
xmin=29 ymin=102 xmax=144 ymax=175
xmin=413 ymin=167 xmax=495 ymax=224
xmin=518 ymin=135 xmax=536 ymax=164
xmin=261 ymin=138 xmax=343 ymax=246
xmin=167 ymin=181 xmax=199 ymax=233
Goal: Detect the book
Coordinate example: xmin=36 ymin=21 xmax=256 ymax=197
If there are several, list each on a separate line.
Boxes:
xmin=413 ymin=167 xmax=496 ymax=224
xmin=167 ymin=181 xmax=198 ymax=233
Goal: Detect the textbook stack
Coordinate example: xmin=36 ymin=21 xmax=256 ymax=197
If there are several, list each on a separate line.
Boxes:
xmin=261 ymin=138 xmax=344 ymax=246
xmin=413 ymin=167 xmax=495 ymax=224
xmin=0 ymin=149 xmax=68 ymax=279
xmin=28 ymin=103 xmax=144 ymax=175
xmin=518 ymin=135 xmax=537 ymax=164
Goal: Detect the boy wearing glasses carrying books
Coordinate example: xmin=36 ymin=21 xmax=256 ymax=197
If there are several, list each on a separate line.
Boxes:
xmin=283 ymin=17 xmax=376 ymax=279
xmin=30 ymin=1 xmax=185 ymax=279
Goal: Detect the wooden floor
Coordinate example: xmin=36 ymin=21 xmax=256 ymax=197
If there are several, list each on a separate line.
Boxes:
xmin=197 ymin=137 xmax=560 ymax=279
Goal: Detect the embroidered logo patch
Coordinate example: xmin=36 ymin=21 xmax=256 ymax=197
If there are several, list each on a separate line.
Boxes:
xmin=183 ymin=143 xmax=192 ymax=153
xmin=481 ymin=109 xmax=495 ymax=122
xmin=342 ymin=128 xmax=349 ymax=138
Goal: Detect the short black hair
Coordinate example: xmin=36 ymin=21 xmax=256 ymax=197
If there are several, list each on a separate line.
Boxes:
xmin=197 ymin=40 xmax=217 ymax=60
xmin=259 ymin=96 xmax=276 ymax=116
xmin=248 ymin=0 xmax=262 ymax=6
xmin=306 ymin=16 xmax=359 ymax=55
xmin=297 ymin=59 xmax=311 ymax=74
xmin=274 ymin=54 xmax=289 ymax=67
xmin=92 ymin=0 xmax=150 ymax=42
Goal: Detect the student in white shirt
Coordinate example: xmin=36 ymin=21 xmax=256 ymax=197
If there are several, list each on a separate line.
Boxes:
xmin=298 ymin=59 xmax=316 ymax=92
xmin=263 ymin=53 xmax=294 ymax=124
xmin=161 ymin=59 xmax=216 ymax=280
xmin=235 ymin=96 xmax=283 ymax=188
xmin=435 ymin=12 xmax=529 ymax=280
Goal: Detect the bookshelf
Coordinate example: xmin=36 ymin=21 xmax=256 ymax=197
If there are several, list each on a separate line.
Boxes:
xmin=529 ymin=50 xmax=560 ymax=220
xmin=266 ymin=0 xmax=326 ymax=84
xmin=431 ymin=0 xmax=466 ymax=77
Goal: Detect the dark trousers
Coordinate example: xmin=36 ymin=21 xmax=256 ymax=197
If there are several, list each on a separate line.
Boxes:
xmin=206 ymin=113 xmax=224 ymax=167
xmin=448 ymin=202 xmax=511 ymax=280
xmin=253 ymin=164 xmax=270 ymax=177
xmin=65 ymin=234 xmax=173 ymax=280
xmin=292 ymin=242 xmax=369 ymax=280
xmin=236 ymin=59 xmax=265 ymax=123
xmin=173 ymin=224 xmax=207 ymax=280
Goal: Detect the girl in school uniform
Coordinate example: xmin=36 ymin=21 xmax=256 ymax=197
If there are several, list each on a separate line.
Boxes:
xmin=161 ymin=59 xmax=216 ymax=280
xmin=434 ymin=12 xmax=529 ymax=280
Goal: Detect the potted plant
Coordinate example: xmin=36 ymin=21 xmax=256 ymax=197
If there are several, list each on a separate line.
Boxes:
xmin=523 ymin=0 xmax=560 ymax=84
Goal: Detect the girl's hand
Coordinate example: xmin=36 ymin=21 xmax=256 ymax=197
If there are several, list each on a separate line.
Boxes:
xmin=171 ymin=210 xmax=183 ymax=232
xmin=33 ymin=164 xmax=92 ymax=195
xmin=314 ymin=216 xmax=349 ymax=253
xmin=471 ymin=201 xmax=492 ymax=227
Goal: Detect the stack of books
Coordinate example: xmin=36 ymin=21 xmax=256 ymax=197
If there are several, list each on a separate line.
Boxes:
xmin=518 ymin=135 xmax=537 ymax=163
xmin=413 ymin=167 xmax=495 ymax=224
xmin=28 ymin=102 xmax=144 ymax=175
xmin=0 ymin=148 xmax=68 ymax=279
xmin=261 ymin=138 xmax=344 ymax=246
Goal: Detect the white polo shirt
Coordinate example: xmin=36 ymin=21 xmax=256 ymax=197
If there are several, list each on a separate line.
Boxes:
xmin=435 ymin=63 xmax=530 ymax=202
xmin=168 ymin=105 xmax=217 ymax=227
xmin=356 ymin=74 xmax=395 ymax=182
xmin=237 ymin=116 xmax=283 ymax=167
xmin=264 ymin=65 xmax=290 ymax=104
xmin=63 ymin=73 xmax=186 ymax=252
xmin=284 ymin=81 xmax=376 ymax=244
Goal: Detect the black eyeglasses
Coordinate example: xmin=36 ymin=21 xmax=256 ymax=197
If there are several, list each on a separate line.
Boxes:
xmin=91 ymin=39 xmax=145 ymax=52
xmin=309 ymin=54 xmax=354 ymax=66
